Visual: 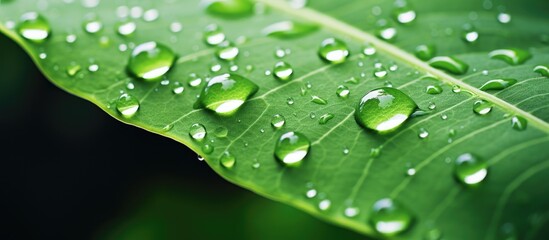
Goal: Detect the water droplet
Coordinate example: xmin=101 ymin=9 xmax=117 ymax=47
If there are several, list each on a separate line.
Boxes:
xmin=274 ymin=131 xmax=310 ymax=167
xmin=305 ymin=189 xmax=317 ymax=198
xmin=377 ymin=26 xmax=397 ymax=41
xmin=17 ymin=12 xmax=50 ymax=43
xmin=374 ymin=65 xmax=388 ymax=78
xmin=143 ymin=9 xmax=159 ymax=22
xmin=203 ymin=0 xmax=254 ymax=18
xmin=418 ymin=128 xmax=429 ymax=139
xmin=343 ymin=147 xmax=350 ymax=155
xmin=511 ymin=115 xmax=527 ymax=131
xmin=454 ymin=153 xmax=487 ymax=185
xmin=116 ymin=93 xmax=140 ymax=118
xmin=318 ymin=199 xmax=331 ymax=211
xmin=319 ymin=113 xmax=335 ymax=125
xmin=406 ymin=168 xmax=416 ymax=176
xmin=65 ymin=34 xmax=77 ymax=43
xmin=173 ymin=86 xmax=185 ymax=94
xmin=203 ymin=24 xmax=226 ymax=46
xmin=66 ymin=64 xmax=81 ymax=77
xmin=415 ymin=44 xmax=436 ymax=61
xmin=355 ymin=87 xmax=418 ymax=133
xmin=318 ymin=38 xmax=350 ymax=64
xmin=262 ymin=20 xmax=318 ymax=38
xmin=220 ymin=151 xmax=236 ymax=169
xmin=286 ymin=97 xmax=295 ymax=105
xmin=370 ymin=147 xmax=382 ymax=157
xmin=88 ymin=64 xmax=99 ymax=72
xmin=309 ymin=112 xmax=316 ymax=119
xmin=271 ymin=114 xmax=286 ymax=129
xmin=424 ymin=228 xmax=443 ymax=240
xmin=425 ymin=85 xmax=443 ymax=95
xmin=169 ymin=22 xmax=182 ymax=33
xmin=336 ymin=85 xmax=350 ymax=98
xmin=362 ymin=44 xmax=377 ymax=56
xmin=533 ymin=65 xmax=549 ymax=77
xmin=473 ymin=99 xmax=493 ymax=115
xmin=214 ymin=126 xmax=229 ymax=138
xmin=202 ymin=144 xmax=214 ymax=154
xmin=489 ymin=48 xmax=531 ymax=65
xmin=197 ymin=155 xmax=205 ymax=161
xmin=393 ymin=7 xmax=416 ymax=24
xmin=188 ymin=75 xmax=203 ymax=87
xmin=128 ymin=42 xmax=175 ymax=80
xmin=311 ymin=95 xmax=328 ymax=105
xmin=428 ymin=56 xmax=469 ymax=75
xmin=370 ymin=198 xmax=414 ymax=236
xmin=497 ymin=12 xmax=511 ymax=24
xmin=428 ymin=102 xmax=436 ymax=110
xmin=273 ymin=61 xmax=294 ymax=81
xmin=116 ymin=21 xmax=136 ymax=36
xmin=195 ymin=73 xmax=258 ymax=116
xmin=479 ymin=78 xmax=517 ymax=91
xmin=216 ymin=41 xmax=239 ymax=61
xmin=441 ymin=114 xmax=448 ymax=120
xmin=462 ymin=25 xmax=479 ymax=43
xmin=452 ymin=85 xmax=461 ymax=93
xmin=189 ymin=123 xmax=207 ymax=141
xmin=344 ymin=207 xmax=360 ymax=217
xmin=83 ymin=17 xmax=103 ymax=34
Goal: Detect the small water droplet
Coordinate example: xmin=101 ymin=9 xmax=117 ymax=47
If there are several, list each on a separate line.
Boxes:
xmin=319 ymin=113 xmax=335 ymax=125
xmin=355 ymin=87 xmax=418 ymax=133
xmin=88 ymin=64 xmax=99 ymax=72
xmin=128 ymin=42 xmax=175 ymax=80
xmin=116 ymin=93 xmax=140 ymax=118
xmin=116 ymin=21 xmax=136 ymax=36
xmin=462 ymin=25 xmax=479 ymax=43
xmin=203 ymin=0 xmax=254 ymax=18
xmin=83 ymin=17 xmax=103 ymax=34
xmin=489 ymin=48 xmax=531 ymax=65
xmin=318 ymin=199 xmax=331 ymax=211
xmin=377 ymin=26 xmax=398 ymax=41
xmin=428 ymin=102 xmax=436 ymax=110
xmin=220 ymin=151 xmax=236 ymax=169
xmin=273 ymin=61 xmax=294 ymax=81
xmin=406 ymin=168 xmax=416 ymax=176
xmin=173 ymin=86 xmax=185 ymax=94
xmin=428 ymin=56 xmax=469 ymax=75
xmin=393 ymin=7 xmax=416 ymax=24
xmin=336 ymin=85 xmax=350 ymax=98
xmin=511 ymin=115 xmax=527 ymax=131
xmin=66 ymin=64 xmax=81 ymax=77
xmin=216 ymin=41 xmax=239 ymax=61
xmin=271 ymin=114 xmax=286 ymax=129
xmin=454 ymin=153 xmax=487 ymax=185
xmin=262 ymin=20 xmax=318 ymax=38
xmin=415 ymin=44 xmax=436 ymax=60
xmin=479 ymin=78 xmax=517 ymax=91
xmin=286 ymin=97 xmax=295 ymax=105
xmin=473 ymin=99 xmax=493 ymax=115
xmin=17 ymin=12 xmax=50 ymax=43
xmin=362 ymin=43 xmax=377 ymax=56
xmin=169 ymin=22 xmax=182 ymax=33
xmin=195 ymin=73 xmax=258 ymax=116
xmin=274 ymin=131 xmax=311 ymax=167
xmin=202 ymin=144 xmax=214 ymax=154
xmin=497 ymin=12 xmax=511 ymax=24
xmin=343 ymin=147 xmax=350 ymax=155
xmin=344 ymin=207 xmax=360 ymax=217
xmin=441 ymin=114 xmax=448 ymax=120
xmin=203 ymin=24 xmax=226 ymax=46
xmin=425 ymin=85 xmax=443 ymax=95
xmin=306 ymin=189 xmax=317 ymax=198
xmin=318 ymin=38 xmax=350 ymax=64
xmin=370 ymin=147 xmax=382 ymax=157
xmin=143 ymin=9 xmax=159 ymax=22
xmin=311 ymin=95 xmax=328 ymax=105
xmin=452 ymin=85 xmax=461 ymax=93
xmin=370 ymin=198 xmax=414 ymax=236
xmin=533 ymin=65 xmax=549 ymax=77
xmin=309 ymin=112 xmax=316 ymax=119
xmin=189 ymin=123 xmax=207 ymax=142
xmin=418 ymin=128 xmax=429 ymax=139
xmin=374 ymin=65 xmax=389 ymax=78
xmin=213 ymin=126 xmax=229 ymax=138
xmin=65 ymin=34 xmax=77 ymax=43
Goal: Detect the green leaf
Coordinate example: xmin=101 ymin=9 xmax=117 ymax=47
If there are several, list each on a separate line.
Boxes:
xmin=2 ymin=0 xmax=549 ymax=239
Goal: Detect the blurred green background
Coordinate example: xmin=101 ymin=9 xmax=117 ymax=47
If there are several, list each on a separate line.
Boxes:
xmin=0 ymin=34 xmax=365 ymax=240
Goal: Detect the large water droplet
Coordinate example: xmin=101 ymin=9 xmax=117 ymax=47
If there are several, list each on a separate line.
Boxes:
xmin=473 ymin=99 xmax=493 ymax=115
xmin=189 ymin=123 xmax=207 ymax=141
xmin=479 ymin=79 xmax=517 ymax=91
xmin=262 ymin=21 xmax=318 ymax=38
xmin=271 ymin=114 xmax=286 ymax=129
xmin=274 ymin=131 xmax=310 ymax=167
xmin=127 ymin=42 xmax=175 ymax=80
xmin=195 ymin=73 xmax=258 ymax=116
xmin=428 ymin=56 xmax=469 ymax=75
xmin=454 ymin=153 xmax=487 ymax=185
xmin=318 ymin=38 xmax=350 ymax=64
xmin=116 ymin=93 xmax=140 ymax=118
xmin=203 ymin=0 xmax=254 ymax=18
xmin=355 ymin=87 xmax=418 ymax=133
xmin=273 ymin=61 xmax=294 ymax=81
xmin=511 ymin=115 xmax=527 ymax=131
xmin=17 ymin=12 xmax=50 ymax=43
xmin=415 ymin=44 xmax=436 ymax=61
xmin=370 ymin=198 xmax=414 ymax=236
xmin=533 ymin=65 xmax=549 ymax=77
xmin=220 ymin=151 xmax=236 ymax=168
xmin=489 ymin=48 xmax=531 ymax=65
xmin=216 ymin=41 xmax=239 ymax=61
xmin=203 ymin=24 xmax=226 ymax=46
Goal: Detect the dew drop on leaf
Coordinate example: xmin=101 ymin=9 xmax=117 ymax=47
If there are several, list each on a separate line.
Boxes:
xmin=479 ymin=79 xmax=517 ymax=91
xmin=311 ymin=95 xmax=328 ymax=105
xmin=213 ymin=126 xmax=229 ymax=138
xmin=189 ymin=123 xmax=207 ymax=142
xmin=533 ymin=65 xmax=549 ymax=77
xmin=415 ymin=44 xmax=436 ymax=61
xmin=454 ymin=153 xmax=488 ymax=185
xmin=377 ymin=26 xmax=398 ymax=41
xmin=271 ymin=114 xmax=286 ymax=129
xmin=511 ymin=115 xmax=527 ymax=131
xmin=83 ymin=17 xmax=103 ymax=34
xmin=462 ymin=24 xmax=479 ymax=43
xmin=262 ymin=21 xmax=318 ymax=38
xmin=203 ymin=0 xmax=254 ymax=18
xmin=336 ymin=85 xmax=350 ymax=98
xmin=319 ymin=113 xmax=335 ymax=125
xmin=344 ymin=207 xmax=360 ymax=217
xmin=66 ymin=64 xmax=81 ymax=77
xmin=318 ymin=38 xmax=350 ymax=64
xmin=452 ymin=85 xmax=461 ymax=93
xmin=318 ymin=199 xmax=331 ymax=211
xmin=202 ymin=144 xmax=214 ymax=154
xmin=393 ymin=6 xmax=416 ymax=24
xmin=17 ymin=12 xmax=50 ymax=43
xmin=355 ymin=87 xmax=418 ymax=133
xmin=362 ymin=43 xmax=377 ymax=56
xmin=305 ymin=188 xmax=317 ymax=198
xmin=127 ymin=41 xmax=176 ymax=80
xmin=216 ymin=41 xmax=239 ymax=61
xmin=273 ymin=61 xmax=294 ymax=81
xmin=274 ymin=131 xmax=310 ymax=167
xmin=116 ymin=93 xmax=140 ymax=118
xmin=220 ymin=151 xmax=236 ymax=169
xmin=425 ymin=85 xmax=443 ymax=94
xmin=489 ymin=48 xmax=531 ymax=65
xmin=473 ymin=99 xmax=493 ymax=115
xmin=203 ymin=24 xmax=226 ymax=46
xmin=195 ymin=73 xmax=258 ymax=116
xmin=374 ymin=64 xmax=389 ymax=78
xmin=173 ymin=86 xmax=185 ymax=94
xmin=116 ymin=21 xmax=136 ymax=37
xmin=497 ymin=12 xmax=512 ymax=24
xmin=428 ymin=56 xmax=469 ymax=75
xmin=369 ymin=198 xmax=414 ymax=236
xmin=418 ymin=128 xmax=429 ymax=139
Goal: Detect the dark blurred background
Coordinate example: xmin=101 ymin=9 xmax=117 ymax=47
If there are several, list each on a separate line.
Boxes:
xmin=0 ymin=34 xmax=364 ymax=239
